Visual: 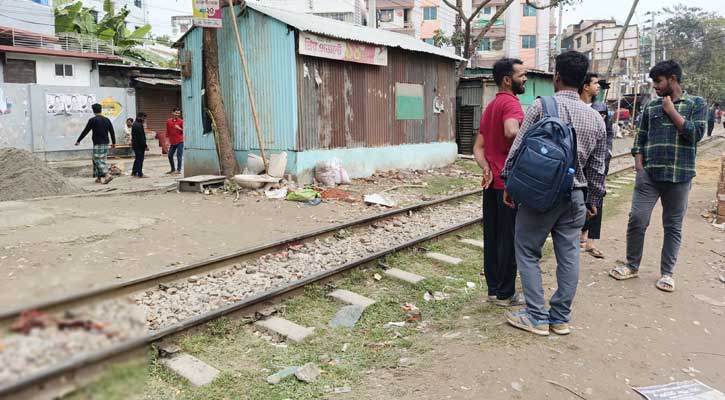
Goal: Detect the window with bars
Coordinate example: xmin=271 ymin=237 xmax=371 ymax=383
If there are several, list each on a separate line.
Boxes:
xmin=55 ymin=64 xmax=74 ymax=77
xmin=523 ymin=4 xmax=537 ymax=16
xmin=478 ymin=38 xmax=491 ymax=51
xmin=522 ymin=35 xmax=536 ymax=49
xmin=423 ymin=7 xmax=437 ymax=20
xmin=483 ymin=6 xmax=492 ymax=15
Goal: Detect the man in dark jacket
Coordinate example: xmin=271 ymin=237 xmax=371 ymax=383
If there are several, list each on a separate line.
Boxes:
xmin=75 ymin=103 xmax=116 ymax=184
xmin=131 ymin=112 xmax=148 ymax=178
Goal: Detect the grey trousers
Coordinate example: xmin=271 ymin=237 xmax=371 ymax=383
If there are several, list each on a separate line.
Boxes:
xmin=626 ymin=170 xmax=692 ymax=276
xmin=515 ymin=190 xmax=586 ymax=323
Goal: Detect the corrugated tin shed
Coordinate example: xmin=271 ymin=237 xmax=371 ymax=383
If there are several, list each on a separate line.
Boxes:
xmin=175 ymin=1 xmax=465 ymax=62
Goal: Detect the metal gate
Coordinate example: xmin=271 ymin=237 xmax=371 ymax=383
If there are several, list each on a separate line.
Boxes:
xmin=456 ymin=104 xmax=475 ymax=155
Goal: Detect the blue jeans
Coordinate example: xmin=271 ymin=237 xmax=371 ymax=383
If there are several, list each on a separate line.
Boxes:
xmin=132 ymin=148 xmax=145 ymax=177
xmin=169 ymin=142 xmax=184 ymax=172
xmin=515 ymin=190 xmax=586 ymax=323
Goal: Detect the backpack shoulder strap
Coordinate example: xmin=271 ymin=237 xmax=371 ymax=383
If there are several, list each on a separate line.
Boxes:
xmin=539 ymin=96 xmax=559 ymax=119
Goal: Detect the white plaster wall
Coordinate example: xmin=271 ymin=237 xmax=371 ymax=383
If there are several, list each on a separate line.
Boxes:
xmin=6 ymin=54 xmax=92 ymax=87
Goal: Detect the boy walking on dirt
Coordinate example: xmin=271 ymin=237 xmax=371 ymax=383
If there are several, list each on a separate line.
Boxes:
xmin=473 ymin=58 xmax=526 ymax=307
xmin=75 ymin=103 xmax=116 ymax=184
xmin=609 ymin=60 xmax=707 ymax=292
xmin=501 ymin=51 xmax=608 ymax=336
xmin=166 ymin=107 xmax=184 ymax=175
xmin=131 ymin=112 xmax=149 ymax=178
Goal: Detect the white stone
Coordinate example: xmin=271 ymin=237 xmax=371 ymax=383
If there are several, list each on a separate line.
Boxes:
xmin=328 ymin=289 xmax=375 ymax=309
xmin=384 ymin=268 xmax=425 ymax=284
xmin=459 ymin=239 xmax=484 ymax=249
xmin=161 ymin=353 xmax=219 ymax=387
xmin=425 ymin=252 xmax=463 ymax=265
xmin=255 ymin=317 xmax=314 ymax=343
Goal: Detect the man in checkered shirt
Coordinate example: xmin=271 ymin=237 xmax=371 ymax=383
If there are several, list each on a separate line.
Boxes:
xmin=500 ymin=51 xmax=608 ymax=336
xmin=609 ymin=60 xmax=707 ymax=292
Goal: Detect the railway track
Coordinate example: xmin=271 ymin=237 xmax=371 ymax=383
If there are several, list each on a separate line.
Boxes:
xmin=607 ymin=135 xmax=722 ymax=175
xmin=1 ymin=189 xmax=485 ymax=399
xmin=3 ymin=136 xmax=721 ymax=399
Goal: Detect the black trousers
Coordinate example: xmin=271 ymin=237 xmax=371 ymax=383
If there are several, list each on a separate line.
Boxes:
xmin=707 ymin=121 xmax=714 ymax=136
xmin=582 ymin=154 xmax=611 ymax=240
xmin=483 ymin=188 xmax=517 ymax=299
xmin=132 ymin=148 xmax=145 ymax=176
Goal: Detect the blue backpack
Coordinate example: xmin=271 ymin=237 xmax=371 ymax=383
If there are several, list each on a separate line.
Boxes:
xmin=505 ymin=97 xmax=577 ymax=213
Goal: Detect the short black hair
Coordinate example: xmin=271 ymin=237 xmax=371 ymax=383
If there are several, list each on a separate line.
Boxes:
xmin=555 ymin=51 xmax=590 ymax=88
xmin=137 ymin=112 xmax=147 ymax=119
xmin=91 ymin=103 xmax=102 ymax=114
xmin=578 ymin=72 xmax=599 ymax=94
xmin=172 ymin=107 xmax=180 ymax=112
xmin=126 ymin=117 xmax=134 ymax=122
xmin=649 ymin=60 xmax=682 ymax=83
xmin=493 ymin=58 xmax=524 ymax=86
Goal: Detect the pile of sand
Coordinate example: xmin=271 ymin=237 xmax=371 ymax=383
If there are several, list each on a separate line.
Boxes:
xmin=0 ymin=148 xmax=81 ymax=201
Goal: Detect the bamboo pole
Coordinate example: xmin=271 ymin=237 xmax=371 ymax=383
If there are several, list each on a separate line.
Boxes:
xmin=227 ymin=0 xmax=268 ymax=174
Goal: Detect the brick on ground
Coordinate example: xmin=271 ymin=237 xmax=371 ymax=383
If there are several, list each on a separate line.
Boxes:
xmin=384 ymin=268 xmax=425 ymax=284
xmin=161 ymin=353 xmax=220 ymax=387
xmin=459 ymin=238 xmax=484 ymax=249
xmin=425 ymin=252 xmax=463 ymax=265
xmin=255 ymin=316 xmax=314 ymax=343
xmin=328 ymin=289 xmax=375 ymax=309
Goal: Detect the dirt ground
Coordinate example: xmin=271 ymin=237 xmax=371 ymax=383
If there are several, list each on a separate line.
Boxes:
xmin=0 ymin=161 xmax=483 ymax=311
xmin=363 ymin=144 xmax=725 ymax=399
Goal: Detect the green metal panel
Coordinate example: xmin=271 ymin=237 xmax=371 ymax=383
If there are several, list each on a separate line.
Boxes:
xmin=395 ymin=83 xmax=424 ymax=120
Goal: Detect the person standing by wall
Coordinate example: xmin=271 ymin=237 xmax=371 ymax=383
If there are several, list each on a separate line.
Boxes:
xmin=131 ymin=112 xmax=149 ymax=178
xmin=166 ymin=107 xmax=184 ymax=175
xmin=501 ymin=51 xmax=608 ymax=336
xmin=707 ymin=102 xmax=716 ymax=137
xmin=75 ymin=103 xmax=116 ymax=184
xmin=609 ymin=60 xmax=707 ymax=292
xmin=473 ymin=58 xmax=527 ymax=307
xmin=123 ymin=117 xmax=133 ymax=145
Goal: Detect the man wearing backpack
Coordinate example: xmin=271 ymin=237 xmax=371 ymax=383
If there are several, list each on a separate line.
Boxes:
xmin=500 ymin=51 xmax=608 ymax=336
xmin=609 ymin=60 xmax=707 ymax=292
xmin=473 ymin=58 xmax=527 ymax=307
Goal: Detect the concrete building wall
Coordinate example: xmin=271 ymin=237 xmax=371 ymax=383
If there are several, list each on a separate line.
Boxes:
xmin=0 ymin=83 xmax=136 ymax=160
xmin=5 ymin=53 xmax=94 ymax=87
xmin=0 ymin=1 xmax=54 ymax=35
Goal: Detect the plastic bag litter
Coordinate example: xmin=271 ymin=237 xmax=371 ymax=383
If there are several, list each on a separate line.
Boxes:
xmin=286 ymin=188 xmax=320 ymax=202
xmin=315 ymin=158 xmax=350 ymax=187
xmin=265 ymin=187 xmax=288 ymax=199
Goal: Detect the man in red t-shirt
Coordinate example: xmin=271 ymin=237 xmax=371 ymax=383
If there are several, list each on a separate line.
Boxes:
xmin=166 ymin=107 xmax=184 ymax=174
xmin=472 ymin=58 xmax=526 ymax=307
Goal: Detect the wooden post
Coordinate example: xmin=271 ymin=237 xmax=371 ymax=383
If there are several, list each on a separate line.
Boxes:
xmin=203 ymin=28 xmax=240 ymax=177
xmin=227 ymin=0 xmax=268 ymax=174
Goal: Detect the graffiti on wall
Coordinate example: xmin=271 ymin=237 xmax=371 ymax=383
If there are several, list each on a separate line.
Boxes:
xmin=45 ymin=93 xmax=97 ymax=116
xmin=100 ymin=96 xmax=123 ymax=121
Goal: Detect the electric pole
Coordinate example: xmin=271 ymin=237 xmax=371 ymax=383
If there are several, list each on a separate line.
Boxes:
xmin=605 ymin=0 xmax=640 ymax=80
xmin=368 ymin=0 xmax=376 ymax=28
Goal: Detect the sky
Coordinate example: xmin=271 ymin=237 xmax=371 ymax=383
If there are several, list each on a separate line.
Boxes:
xmin=561 ymin=0 xmax=724 ymax=29
xmin=144 ymin=0 xmax=725 ymax=37
xmin=148 ymin=0 xmax=192 ymax=37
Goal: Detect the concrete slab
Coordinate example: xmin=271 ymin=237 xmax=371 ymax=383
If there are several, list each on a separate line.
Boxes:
xmin=459 ymin=238 xmax=484 ymax=249
xmin=384 ymin=268 xmax=425 ymax=284
xmin=328 ymin=289 xmax=375 ymax=309
xmin=161 ymin=353 xmax=220 ymax=387
xmin=606 ymin=184 xmax=623 ymax=189
xmin=612 ymin=180 xmax=632 ymax=185
xmin=620 ymin=176 xmax=636 ymax=181
xmin=255 ymin=316 xmax=314 ymax=343
xmin=425 ymin=252 xmax=463 ymax=265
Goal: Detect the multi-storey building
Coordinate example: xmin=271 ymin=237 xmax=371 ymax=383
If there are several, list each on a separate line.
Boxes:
xmin=374 ymin=0 xmax=555 ymax=71
xmin=561 ymin=20 xmax=640 ymax=99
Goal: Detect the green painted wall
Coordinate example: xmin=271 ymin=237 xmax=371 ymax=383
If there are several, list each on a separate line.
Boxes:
xmin=464 ymin=68 xmax=555 ymax=111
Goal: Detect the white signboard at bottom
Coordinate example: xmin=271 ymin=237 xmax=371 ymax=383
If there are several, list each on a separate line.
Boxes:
xmin=634 ymin=380 xmax=725 ymax=400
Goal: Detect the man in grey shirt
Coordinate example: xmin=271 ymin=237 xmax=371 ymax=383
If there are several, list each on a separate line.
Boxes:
xmin=500 ymin=51 xmax=608 ymax=336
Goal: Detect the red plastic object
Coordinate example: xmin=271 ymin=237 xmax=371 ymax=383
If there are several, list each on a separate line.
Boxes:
xmin=156 ymin=131 xmax=170 ymax=154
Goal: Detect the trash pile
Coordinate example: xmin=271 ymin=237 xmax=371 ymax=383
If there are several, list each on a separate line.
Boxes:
xmin=0 ymin=147 xmax=81 ymax=201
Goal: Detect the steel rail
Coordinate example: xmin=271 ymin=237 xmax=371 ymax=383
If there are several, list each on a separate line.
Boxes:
xmin=0 ymin=213 xmax=484 ymax=398
xmin=0 ymin=189 xmax=484 ymax=324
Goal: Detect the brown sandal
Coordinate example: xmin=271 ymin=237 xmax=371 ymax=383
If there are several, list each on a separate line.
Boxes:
xmin=586 ymin=248 xmax=605 ymax=259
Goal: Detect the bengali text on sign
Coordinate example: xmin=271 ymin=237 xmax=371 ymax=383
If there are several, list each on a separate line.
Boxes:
xmin=298 ymin=32 xmax=388 ymax=66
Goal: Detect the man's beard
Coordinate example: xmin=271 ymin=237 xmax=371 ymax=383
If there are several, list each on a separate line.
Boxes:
xmin=658 ymin=84 xmax=673 ymax=97
xmin=513 ymin=81 xmax=526 ymax=95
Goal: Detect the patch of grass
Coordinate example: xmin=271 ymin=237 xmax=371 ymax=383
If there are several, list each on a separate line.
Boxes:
xmin=454 ymin=159 xmax=482 ymax=175
xmin=423 ymin=176 xmax=478 ymax=196
xmin=66 ymin=225 xmax=510 ymax=400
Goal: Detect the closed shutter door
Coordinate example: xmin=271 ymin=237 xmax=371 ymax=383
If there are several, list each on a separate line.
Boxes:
xmin=5 ymin=59 xmax=36 ymax=83
xmin=136 ymin=87 xmax=180 ymax=135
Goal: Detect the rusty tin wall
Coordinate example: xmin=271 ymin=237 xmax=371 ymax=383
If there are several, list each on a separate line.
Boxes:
xmin=296 ymin=47 xmax=456 ymax=151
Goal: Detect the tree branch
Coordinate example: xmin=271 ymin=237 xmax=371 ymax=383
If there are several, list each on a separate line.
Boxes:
xmin=467 ymin=0 xmax=494 ymax=23
xmin=441 ymin=0 xmax=464 ymax=18
xmin=468 ymin=0 xmax=514 ymax=57
xmin=525 ymin=0 xmax=563 ymax=10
